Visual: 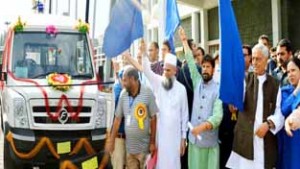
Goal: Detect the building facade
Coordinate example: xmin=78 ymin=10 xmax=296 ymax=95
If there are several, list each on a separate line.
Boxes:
xmin=147 ymin=0 xmax=300 ymax=55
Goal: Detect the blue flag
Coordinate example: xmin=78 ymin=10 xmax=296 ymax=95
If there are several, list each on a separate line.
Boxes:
xmin=103 ymin=0 xmax=144 ymax=58
xmin=219 ymin=0 xmax=245 ymax=111
xmin=165 ymin=0 xmax=180 ymax=54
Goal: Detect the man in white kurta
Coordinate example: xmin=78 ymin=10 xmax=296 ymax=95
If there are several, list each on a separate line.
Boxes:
xmin=226 ymin=44 xmax=284 ymax=169
xmin=142 ymin=53 xmax=189 ymax=169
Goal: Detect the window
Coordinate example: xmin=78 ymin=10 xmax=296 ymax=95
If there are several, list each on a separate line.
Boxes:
xmin=12 ymin=32 xmax=93 ymax=79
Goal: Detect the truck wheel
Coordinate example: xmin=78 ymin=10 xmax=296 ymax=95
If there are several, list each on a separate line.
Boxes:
xmin=4 ymin=132 xmax=22 ymax=169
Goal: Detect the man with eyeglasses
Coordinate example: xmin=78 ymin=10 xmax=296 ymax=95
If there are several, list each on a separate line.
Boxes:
xmin=272 ymin=39 xmax=293 ymax=86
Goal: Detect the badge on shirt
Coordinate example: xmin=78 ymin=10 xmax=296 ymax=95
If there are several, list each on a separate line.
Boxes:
xmin=134 ymin=103 xmax=147 ymax=130
xmin=126 ymin=115 xmax=132 ymax=126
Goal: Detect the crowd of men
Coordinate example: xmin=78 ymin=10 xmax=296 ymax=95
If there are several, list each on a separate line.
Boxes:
xmin=105 ymin=27 xmax=300 ymax=169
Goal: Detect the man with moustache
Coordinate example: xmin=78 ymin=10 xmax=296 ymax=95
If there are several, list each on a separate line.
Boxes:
xmin=272 ymin=39 xmax=293 ymax=86
xmin=139 ymin=41 xmax=189 ymax=169
xmin=106 ymin=67 xmax=158 ymax=169
xmin=177 ymin=40 xmax=204 ymax=169
xmin=178 ymin=27 xmax=223 ymax=169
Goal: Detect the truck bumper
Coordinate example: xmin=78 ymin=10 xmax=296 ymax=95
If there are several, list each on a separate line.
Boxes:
xmin=4 ymin=124 xmax=111 ymax=168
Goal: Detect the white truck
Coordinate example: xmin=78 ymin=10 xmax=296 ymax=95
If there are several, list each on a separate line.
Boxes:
xmin=0 ymin=15 xmax=113 ymax=169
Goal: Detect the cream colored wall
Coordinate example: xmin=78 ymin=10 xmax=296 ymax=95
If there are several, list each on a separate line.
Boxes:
xmin=178 ymin=0 xmax=218 ymax=9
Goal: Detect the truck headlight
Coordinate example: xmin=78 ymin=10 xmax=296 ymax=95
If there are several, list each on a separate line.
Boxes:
xmin=95 ymin=95 xmax=107 ymax=128
xmin=14 ymin=98 xmax=29 ymax=128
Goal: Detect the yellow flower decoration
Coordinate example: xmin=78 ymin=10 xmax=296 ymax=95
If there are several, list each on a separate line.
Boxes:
xmin=231 ymin=112 xmax=237 ymax=121
xmin=134 ymin=103 xmax=147 ymax=130
xmin=13 ymin=16 xmax=26 ymax=32
xmin=74 ymin=19 xmax=90 ymax=33
xmin=47 ymin=73 xmax=72 ymax=92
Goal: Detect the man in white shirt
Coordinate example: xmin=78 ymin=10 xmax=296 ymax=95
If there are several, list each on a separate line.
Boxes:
xmin=226 ymin=43 xmax=284 ymax=169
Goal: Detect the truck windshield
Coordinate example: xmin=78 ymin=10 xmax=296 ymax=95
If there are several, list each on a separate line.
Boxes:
xmin=11 ymin=32 xmax=94 ymax=79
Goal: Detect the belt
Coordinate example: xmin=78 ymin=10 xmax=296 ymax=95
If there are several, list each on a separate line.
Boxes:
xmin=117 ymin=133 xmax=126 ymax=139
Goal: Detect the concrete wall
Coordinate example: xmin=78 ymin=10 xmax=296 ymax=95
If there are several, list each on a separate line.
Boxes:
xmin=207 ymin=0 xmax=273 ymax=46
xmin=176 ymin=0 xmax=300 ymax=51
xmin=282 ymin=0 xmax=300 ymax=50
xmin=174 ymin=16 xmax=192 ymax=47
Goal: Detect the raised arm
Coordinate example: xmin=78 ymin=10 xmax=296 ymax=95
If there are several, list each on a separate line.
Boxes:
xmin=138 ymin=40 xmax=163 ymax=92
xmin=178 ymin=27 xmax=202 ymax=88
xmin=123 ymin=51 xmax=143 ymax=72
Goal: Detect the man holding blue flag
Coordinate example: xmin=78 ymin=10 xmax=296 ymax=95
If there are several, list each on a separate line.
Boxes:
xmin=103 ymin=0 xmax=144 ymax=58
xmin=218 ymin=1 xmax=284 ymax=168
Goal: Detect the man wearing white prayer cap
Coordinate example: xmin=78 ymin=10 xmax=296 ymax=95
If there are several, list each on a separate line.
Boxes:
xmin=140 ymin=43 xmax=189 ymax=169
xmin=161 ymin=53 xmax=178 ymax=90
xmin=164 ymin=53 xmax=177 ymax=67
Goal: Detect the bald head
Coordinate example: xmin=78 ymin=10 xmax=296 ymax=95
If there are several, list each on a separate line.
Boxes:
xmin=122 ymin=66 xmax=140 ymax=94
xmin=123 ymin=66 xmax=139 ymax=81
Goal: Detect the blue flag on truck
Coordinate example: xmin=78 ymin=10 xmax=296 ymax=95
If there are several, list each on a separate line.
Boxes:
xmin=103 ymin=0 xmax=144 ymax=58
xmin=219 ymin=0 xmax=245 ymax=111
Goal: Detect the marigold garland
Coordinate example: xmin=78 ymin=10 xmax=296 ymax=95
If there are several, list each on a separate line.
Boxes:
xmin=47 ymin=73 xmax=72 ymax=92
xmin=60 ymin=160 xmax=78 ymax=169
xmin=13 ymin=16 xmax=26 ymax=32
xmin=69 ymin=138 xmax=96 ymax=156
xmin=74 ymin=19 xmax=90 ymax=33
xmin=6 ymin=131 xmax=60 ymax=160
xmin=6 ymin=131 xmax=110 ymax=169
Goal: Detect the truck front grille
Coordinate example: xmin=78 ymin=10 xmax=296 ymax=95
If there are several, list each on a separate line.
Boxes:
xmin=30 ymin=99 xmax=95 ymax=126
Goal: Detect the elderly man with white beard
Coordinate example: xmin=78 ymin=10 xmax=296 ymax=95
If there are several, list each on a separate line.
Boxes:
xmin=144 ymin=50 xmax=189 ymax=169
xmin=126 ymin=40 xmax=189 ymax=169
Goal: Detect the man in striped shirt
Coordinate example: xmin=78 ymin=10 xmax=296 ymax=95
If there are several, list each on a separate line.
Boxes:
xmin=106 ymin=66 xmax=158 ymax=169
